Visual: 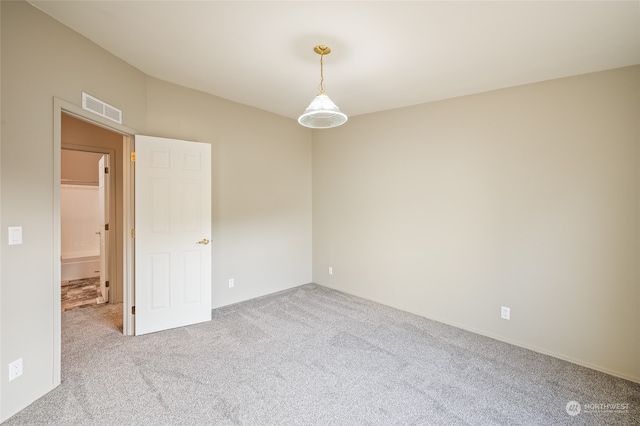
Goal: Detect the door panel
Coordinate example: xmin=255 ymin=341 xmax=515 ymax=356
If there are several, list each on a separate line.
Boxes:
xmin=135 ymin=135 xmax=211 ymax=335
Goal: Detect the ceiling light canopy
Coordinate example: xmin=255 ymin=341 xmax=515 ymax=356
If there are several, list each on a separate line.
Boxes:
xmin=298 ymin=45 xmax=347 ymax=129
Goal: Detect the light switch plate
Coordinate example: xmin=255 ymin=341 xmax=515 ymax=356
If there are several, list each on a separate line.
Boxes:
xmin=8 ymin=227 xmax=22 ymax=245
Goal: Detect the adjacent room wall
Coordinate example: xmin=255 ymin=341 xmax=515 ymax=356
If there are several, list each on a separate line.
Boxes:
xmin=312 ymin=66 xmax=640 ymax=382
xmin=61 ymin=150 xmax=103 ymax=183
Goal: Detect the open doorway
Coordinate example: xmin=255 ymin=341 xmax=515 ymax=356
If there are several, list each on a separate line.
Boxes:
xmin=61 ymin=113 xmax=125 ymax=330
xmin=53 ymin=98 xmax=137 ymax=387
xmin=60 ymin=150 xmax=110 ymax=310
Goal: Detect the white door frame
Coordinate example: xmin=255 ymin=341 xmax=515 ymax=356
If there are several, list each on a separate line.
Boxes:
xmin=53 ymin=97 xmax=137 ymax=385
xmin=98 ymin=153 xmax=110 ymax=303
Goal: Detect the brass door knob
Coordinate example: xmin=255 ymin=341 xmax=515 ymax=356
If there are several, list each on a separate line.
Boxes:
xmin=197 ymin=238 xmax=210 ymax=245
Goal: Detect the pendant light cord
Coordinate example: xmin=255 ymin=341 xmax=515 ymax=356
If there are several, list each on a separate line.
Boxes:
xmin=318 ymin=53 xmax=325 ymax=94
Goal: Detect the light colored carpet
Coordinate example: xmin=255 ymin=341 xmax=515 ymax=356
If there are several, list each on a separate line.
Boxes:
xmin=5 ymin=284 xmax=639 ymax=425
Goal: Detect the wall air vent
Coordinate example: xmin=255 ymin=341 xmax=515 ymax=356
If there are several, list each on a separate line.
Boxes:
xmin=82 ymin=92 xmax=122 ymax=124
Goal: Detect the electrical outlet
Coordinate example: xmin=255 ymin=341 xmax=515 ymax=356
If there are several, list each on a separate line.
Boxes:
xmin=501 ymin=306 xmax=511 ymax=320
xmin=9 ymin=358 xmax=23 ymax=381
xmin=228 ymin=279 xmax=234 ymax=288
xmin=328 ymin=267 xmax=333 ymax=275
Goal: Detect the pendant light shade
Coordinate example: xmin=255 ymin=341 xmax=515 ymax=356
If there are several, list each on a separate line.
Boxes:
xmin=298 ymin=93 xmax=348 ymax=129
xmin=298 ymin=45 xmax=347 ymax=129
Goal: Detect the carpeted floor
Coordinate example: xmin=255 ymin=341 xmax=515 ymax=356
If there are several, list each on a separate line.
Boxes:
xmin=4 ymin=284 xmax=639 ymax=425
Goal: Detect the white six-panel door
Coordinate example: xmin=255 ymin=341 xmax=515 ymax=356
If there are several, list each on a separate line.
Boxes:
xmin=134 ymin=135 xmax=212 ymax=335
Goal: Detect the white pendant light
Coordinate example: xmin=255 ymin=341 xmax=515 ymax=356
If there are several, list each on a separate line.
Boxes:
xmin=298 ymin=45 xmax=348 ymax=129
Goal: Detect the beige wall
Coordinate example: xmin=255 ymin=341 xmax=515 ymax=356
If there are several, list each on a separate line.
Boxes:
xmin=1 ymin=1 xmax=311 ymax=421
xmin=312 ymin=66 xmax=640 ymax=382
xmin=61 ymin=150 xmax=103 ymax=183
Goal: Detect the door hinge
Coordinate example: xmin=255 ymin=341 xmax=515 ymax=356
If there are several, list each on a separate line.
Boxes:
xmin=130 ymin=152 xmax=136 ymax=162
xmin=104 ymin=166 xmax=109 ymax=174
xmin=131 ymin=228 xmax=136 ymax=238
xmin=105 ymin=223 xmax=110 ymax=231
xmin=132 ymin=306 xmax=135 ymax=315
xmin=105 ymin=280 xmax=110 ymax=288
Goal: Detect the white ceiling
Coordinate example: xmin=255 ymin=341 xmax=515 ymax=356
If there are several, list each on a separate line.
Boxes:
xmin=29 ymin=1 xmax=640 ymax=120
